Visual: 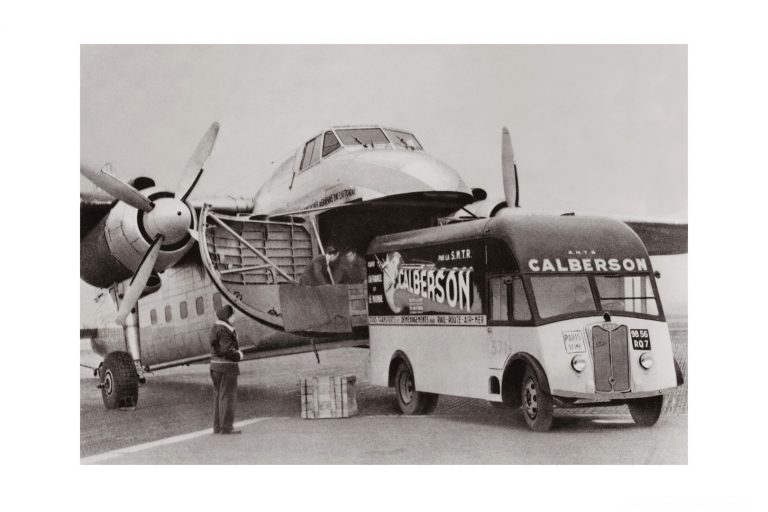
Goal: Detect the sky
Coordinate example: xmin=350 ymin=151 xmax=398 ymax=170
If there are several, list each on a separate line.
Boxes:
xmin=80 ymin=45 xmax=687 ymax=323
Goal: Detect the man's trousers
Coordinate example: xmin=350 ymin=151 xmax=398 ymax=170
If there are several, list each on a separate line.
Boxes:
xmin=211 ymin=370 xmax=238 ymax=433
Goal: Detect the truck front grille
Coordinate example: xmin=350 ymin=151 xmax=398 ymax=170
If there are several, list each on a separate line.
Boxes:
xmin=591 ymin=324 xmax=630 ymax=392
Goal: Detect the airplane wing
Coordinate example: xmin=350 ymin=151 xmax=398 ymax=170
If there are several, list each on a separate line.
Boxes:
xmin=555 ymin=211 xmax=687 ymax=256
xmin=624 ymin=220 xmax=688 ymax=256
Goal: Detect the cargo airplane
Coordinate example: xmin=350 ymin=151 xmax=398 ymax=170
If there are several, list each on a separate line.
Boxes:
xmin=80 ymin=123 xmax=686 ymax=409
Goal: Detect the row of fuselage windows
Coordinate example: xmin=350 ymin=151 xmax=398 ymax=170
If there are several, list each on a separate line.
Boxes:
xmin=148 ymin=292 xmax=223 ymax=325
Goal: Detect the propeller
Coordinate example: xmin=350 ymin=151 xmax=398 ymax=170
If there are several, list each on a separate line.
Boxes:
xmin=80 ymin=122 xmax=220 ymax=324
xmin=116 ymin=236 xmax=163 ymax=323
xmin=178 ymin=122 xmax=219 ymax=202
xmin=501 ymin=127 xmax=520 ymax=208
xmin=80 ymin=163 xmax=154 ymax=212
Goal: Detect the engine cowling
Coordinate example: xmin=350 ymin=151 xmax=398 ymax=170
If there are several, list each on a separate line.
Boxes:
xmin=80 ymin=186 xmax=196 ymax=288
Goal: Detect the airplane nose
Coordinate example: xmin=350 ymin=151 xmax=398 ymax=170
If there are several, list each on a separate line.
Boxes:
xmin=399 ymin=154 xmax=470 ymax=193
xmin=351 ymin=150 xmax=470 ymax=194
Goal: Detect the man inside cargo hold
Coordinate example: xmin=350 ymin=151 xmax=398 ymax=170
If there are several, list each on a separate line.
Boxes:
xmin=299 ymin=246 xmax=340 ymax=285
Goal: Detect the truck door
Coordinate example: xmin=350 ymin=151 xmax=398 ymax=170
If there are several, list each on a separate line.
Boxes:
xmin=487 ymin=275 xmax=512 ymax=366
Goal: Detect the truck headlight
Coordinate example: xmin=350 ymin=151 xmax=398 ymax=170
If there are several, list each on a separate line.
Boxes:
xmin=639 ymin=352 xmax=654 ymax=370
xmin=571 ymin=354 xmax=587 ymax=372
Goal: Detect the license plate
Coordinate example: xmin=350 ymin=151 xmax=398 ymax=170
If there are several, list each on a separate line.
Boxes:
xmin=630 ymin=329 xmax=651 ymax=350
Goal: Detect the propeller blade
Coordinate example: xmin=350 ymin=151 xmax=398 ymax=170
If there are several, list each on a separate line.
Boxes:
xmin=116 ymin=235 xmax=163 ymax=323
xmin=501 ymin=127 xmax=520 ymax=208
xmin=178 ymin=122 xmax=220 ymax=202
xmin=81 ymin=163 xmax=155 ymax=212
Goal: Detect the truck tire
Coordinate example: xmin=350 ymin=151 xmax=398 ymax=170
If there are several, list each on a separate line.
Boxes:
xmin=394 ymin=360 xmax=438 ymax=415
xmin=99 ymin=351 xmax=139 ymax=409
xmin=628 ymin=395 xmax=663 ymax=427
xmin=520 ymin=365 xmax=553 ymax=432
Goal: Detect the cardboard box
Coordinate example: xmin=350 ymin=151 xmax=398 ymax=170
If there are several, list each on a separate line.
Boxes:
xmin=299 ymin=375 xmax=358 ymax=419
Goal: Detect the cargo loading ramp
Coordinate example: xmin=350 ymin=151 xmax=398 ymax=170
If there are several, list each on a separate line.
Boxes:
xmin=198 ymin=205 xmax=367 ymax=334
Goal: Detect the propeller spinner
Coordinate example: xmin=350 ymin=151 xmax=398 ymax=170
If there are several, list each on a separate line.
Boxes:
xmin=80 ymin=122 xmax=220 ymax=324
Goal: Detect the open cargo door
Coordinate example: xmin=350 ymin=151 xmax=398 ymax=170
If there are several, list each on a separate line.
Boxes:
xmin=198 ymin=205 xmax=367 ymax=333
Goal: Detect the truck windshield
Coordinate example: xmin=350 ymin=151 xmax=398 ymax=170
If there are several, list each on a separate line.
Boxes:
xmin=529 ymin=274 xmax=661 ymax=320
xmin=594 ymin=275 xmax=659 ymax=316
xmin=530 ymin=275 xmax=597 ymax=319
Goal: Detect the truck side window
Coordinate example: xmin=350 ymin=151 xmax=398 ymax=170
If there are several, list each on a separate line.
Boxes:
xmin=180 ymin=301 xmax=188 ymax=320
xmin=213 ymin=292 xmax=222 ymax=313
xmin=150 ymin=309 xmax=157 ymax=325
xmin=196 ymin=296 xmax=205 ymax=315
xmin=164 ymin=305 xmax=172 ymax=322
xmin=489 ymin=276 xmax=509 ymax=321
xmin=511 ymin=277 xmax=532 ymax=321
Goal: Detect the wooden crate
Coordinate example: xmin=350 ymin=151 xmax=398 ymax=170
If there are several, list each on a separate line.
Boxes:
xmin=299 ymin=375 xmax=358 ymax=419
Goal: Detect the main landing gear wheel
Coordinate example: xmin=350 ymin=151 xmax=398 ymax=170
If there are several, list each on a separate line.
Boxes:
xmin=99 ymin=351 xmax=139 ymax=409
xmin=395 ymin=361 xmax=439 ymax=415
xmin=627 ymin=395 xmax=664 ymax=427
xmin=520 ymin=365 xmax=553 ymax=432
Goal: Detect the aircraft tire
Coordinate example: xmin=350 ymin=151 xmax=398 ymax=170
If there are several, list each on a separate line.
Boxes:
xmin=520 ymin=365 xmax=553 ymax=432
xmin=99 ymin=351 xmax=139 ymax=409
xmin=627 ymin=395 xmax=663 ymax=427
xmin=394 ymin=360 xmax=438 ymax=415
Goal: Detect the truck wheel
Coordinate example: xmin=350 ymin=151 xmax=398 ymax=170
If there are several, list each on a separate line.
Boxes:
xmin=520 ymin=365 xmax=553 ymax=432
xmin=627 ymin=395 xmax=663 ymax=427
xmin=395 ymin=360 xmax=438 ymax=415
xmin=99 ymin=351 xmax=139 ymax=409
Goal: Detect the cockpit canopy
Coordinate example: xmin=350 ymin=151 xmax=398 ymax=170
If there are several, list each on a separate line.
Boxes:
xmin=299 ymin=126 xmax=423 ymax=171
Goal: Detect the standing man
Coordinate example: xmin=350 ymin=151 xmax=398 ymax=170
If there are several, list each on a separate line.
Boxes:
xmin=210 ymin=304 xmax=244 ymax=435
xmin=334 ymin=248 xmax=367 ymax=284
xmin=299 ymin=245 xmax=340 ymax=285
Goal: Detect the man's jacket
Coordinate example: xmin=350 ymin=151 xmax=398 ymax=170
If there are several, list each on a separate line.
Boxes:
xmin=210 ymin=320 xmax=242 ymax=375
xmin=299 ymin=255 xmax=333 ymax=285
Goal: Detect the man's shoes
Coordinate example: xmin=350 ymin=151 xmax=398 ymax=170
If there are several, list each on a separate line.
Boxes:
xmin=221 ymin=429 xmax=242 ymax=435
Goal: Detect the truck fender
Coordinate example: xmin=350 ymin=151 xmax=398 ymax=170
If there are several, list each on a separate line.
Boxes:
xmin=501 ymin=352 xmax=550 ymax=407
xmin=674 ymin=357 xmax=685 ymax=386
xmin=388 ymin=350 xmax=412 ymax=388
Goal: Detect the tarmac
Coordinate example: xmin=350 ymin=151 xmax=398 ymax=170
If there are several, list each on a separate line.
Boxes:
xmin=80 ymin=321 xmax=688 ymax=464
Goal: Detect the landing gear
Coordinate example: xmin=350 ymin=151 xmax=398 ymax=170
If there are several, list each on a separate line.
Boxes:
xmin=394 ymin=360 xmax=439 ymax=415
xmin=98 ymin=351 xmax=139 ymax=409
xmin=627 ymin=395 xmax=664 ymax=426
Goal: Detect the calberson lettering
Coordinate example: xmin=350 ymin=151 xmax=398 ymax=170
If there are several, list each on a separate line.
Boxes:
xmin=527 ymin=257 xmax=648 ymax=273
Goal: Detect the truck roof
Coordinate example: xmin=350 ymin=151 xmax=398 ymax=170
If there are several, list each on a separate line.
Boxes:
xmin=367 ymin=212 xmax=652 ymax=273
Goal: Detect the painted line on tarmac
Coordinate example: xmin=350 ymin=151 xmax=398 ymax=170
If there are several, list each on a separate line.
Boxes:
xmin=81 ymin=417 xmax=273 ymax=464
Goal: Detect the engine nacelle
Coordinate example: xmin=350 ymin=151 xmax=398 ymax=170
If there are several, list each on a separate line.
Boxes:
xmin=80 ymin=186 xmax=196 ymax=288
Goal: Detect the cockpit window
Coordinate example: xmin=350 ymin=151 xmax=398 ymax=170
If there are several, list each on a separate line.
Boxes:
xmin=385 ymin=129 xmax=423 ymax=150
xmin=322 ymin=131 xmax=341 ymax=157
xmin=336 ymin=128 xmax=390 ymax=148
xmin=300 ymin=135 xmax=322 ymax=170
